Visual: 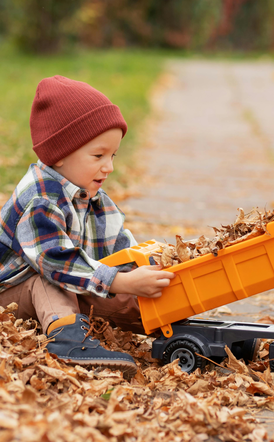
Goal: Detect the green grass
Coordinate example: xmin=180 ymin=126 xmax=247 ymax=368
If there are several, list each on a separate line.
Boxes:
xmin=0 ymin=47 xmax=165 ymax=197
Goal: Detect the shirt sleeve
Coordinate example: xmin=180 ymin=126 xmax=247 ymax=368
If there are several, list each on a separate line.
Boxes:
xmin=13 ymin=198 xmax=118 ymax=298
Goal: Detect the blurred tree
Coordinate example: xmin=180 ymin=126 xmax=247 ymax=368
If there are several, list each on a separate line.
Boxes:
xmin=6 ymin=0 xmax=83 ymax=52
xmin=209 ymin=0 xmax=274 ymax=50
xmin=63 ymin=0 xmax=223 ymax=49
xmin=0 ymin=0 xmax=9 ymax=39
xmin=1 ymin=0 xmax=274 ymax=53
xmin=66 ymin=0 xmax=274 ymax=51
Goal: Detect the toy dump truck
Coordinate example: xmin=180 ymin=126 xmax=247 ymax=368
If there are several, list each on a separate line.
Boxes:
xmin=100 ymin=222 xmax=274 ymax=373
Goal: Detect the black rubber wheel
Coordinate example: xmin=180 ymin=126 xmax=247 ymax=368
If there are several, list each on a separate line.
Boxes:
xmin=231 ymin=338 xmax=261 ymax=364
xmin=163 ymin=339 xmax=206 ymax=373
xmin=242 ymin=338 xmax=261 ymax=363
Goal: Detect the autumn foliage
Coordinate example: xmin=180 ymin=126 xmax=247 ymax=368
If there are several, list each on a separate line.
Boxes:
xmin=0 ymin=302 xmax=274 ymax=441
xmin=2 ymin=0 xmax=274 ymax=53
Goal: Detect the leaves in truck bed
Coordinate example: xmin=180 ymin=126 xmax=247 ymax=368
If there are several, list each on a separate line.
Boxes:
xmin=151 ymin=207 xmax=274 ymax=267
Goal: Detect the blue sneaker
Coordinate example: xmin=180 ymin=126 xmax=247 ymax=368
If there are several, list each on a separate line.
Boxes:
xmin=46 ymin=313 xmax=137 ymax=378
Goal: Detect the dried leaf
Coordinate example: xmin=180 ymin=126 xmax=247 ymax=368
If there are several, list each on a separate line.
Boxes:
xmin=225 ymin=346 xmax=249 ymax=373
xmin=211 ymin=306 xmax=232 ymax=317
xmin=246 ymin=381 xmax=274 ymax=396
xmin=175 ymin=235 xmax=191 ymax=263
xmin=3 ymin=302 xmax=18 ymax=314
xmin=234 ymin=207 xmax=245 ymax=225
xmin=160 ymin=245 xmax=174 ymax=267
xmin=256 ymin=315 xmax=274 ymax=324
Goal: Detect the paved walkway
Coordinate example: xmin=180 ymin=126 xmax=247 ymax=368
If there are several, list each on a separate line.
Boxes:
xmin=122 ymin=59 xmax=274 ymax=439
xmin=124 ymin=59 xmax=274 ymax=244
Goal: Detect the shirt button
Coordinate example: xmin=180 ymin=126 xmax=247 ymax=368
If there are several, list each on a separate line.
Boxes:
xmin=96 ymin=284 xmax=104 ymax=293
xmin=80 ymin=190 xmax=88 ymax=199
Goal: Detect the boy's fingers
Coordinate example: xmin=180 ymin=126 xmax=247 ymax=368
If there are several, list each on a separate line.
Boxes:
xmin=157 ymin=278 xmax=173 ymax=287
xmin=157 ymin=270 xmax=175 ymax=279
xmin=146 ymin=265 xmax=175 ymax=278
xmin=150 ymin=291 xmax=162 ymax=298
xmin=138 ymin=290 xmax=162 ymax=298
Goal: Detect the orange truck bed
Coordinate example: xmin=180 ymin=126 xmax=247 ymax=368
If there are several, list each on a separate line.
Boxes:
xmin=100 ymin=222 xmax=274 ymax=337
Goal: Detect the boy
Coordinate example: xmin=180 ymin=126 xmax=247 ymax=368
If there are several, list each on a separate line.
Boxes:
xmin=0 ymin=75 xmax=174 ymax=377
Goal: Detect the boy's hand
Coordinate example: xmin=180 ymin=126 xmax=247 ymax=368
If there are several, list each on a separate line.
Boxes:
xmin=110 ymin=265 xmax=175 ymax=298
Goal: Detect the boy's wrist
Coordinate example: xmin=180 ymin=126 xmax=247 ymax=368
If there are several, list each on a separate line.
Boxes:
xmin=109 ymin=271 xmax=132 ymax=295
xmin=88 ymin=264 xmax=119 ymax=298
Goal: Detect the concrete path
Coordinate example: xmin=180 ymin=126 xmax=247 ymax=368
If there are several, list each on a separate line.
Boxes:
xmin=122 ymin=59 xmax=274 ymax=439
xmin=123 ymin=59 xmax=274 ymax=244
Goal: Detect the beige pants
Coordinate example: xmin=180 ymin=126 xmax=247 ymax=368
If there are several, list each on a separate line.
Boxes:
xmin=0 ymin=274 xmax=145 ymax=334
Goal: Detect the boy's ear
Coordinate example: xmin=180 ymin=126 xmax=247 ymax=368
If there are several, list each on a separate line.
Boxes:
xmin=54 ymin=159 xmax=64 ymax=167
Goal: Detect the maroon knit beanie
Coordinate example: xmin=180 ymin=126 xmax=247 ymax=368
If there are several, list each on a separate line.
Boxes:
xmin=30 ymin=75 xmax=127 ymax=166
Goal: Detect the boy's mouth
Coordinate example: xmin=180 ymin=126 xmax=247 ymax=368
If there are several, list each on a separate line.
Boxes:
xmin=94 ymin=179 xmax=105 ymax=185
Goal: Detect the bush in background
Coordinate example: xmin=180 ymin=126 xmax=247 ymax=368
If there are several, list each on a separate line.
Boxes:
xmin=1 ymin=0 xmax=274 ymax=53
xmin=1 ymin=0 xmax=83 ymax=52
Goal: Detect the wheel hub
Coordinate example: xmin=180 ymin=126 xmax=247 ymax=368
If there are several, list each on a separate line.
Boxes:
xmin=170 ymin=348 xmax=195 ymax=372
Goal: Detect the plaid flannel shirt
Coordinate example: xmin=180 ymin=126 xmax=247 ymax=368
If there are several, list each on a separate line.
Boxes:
xmin=0 ymin=160 xmax=137 ymax=298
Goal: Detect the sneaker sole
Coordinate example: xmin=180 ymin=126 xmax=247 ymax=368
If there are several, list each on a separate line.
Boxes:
xmin=52 ymin=355 xmax=138 ymax=378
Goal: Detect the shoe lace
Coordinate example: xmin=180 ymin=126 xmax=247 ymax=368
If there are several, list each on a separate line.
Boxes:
xmin=81 ymin=305 xmax=109 ymax=343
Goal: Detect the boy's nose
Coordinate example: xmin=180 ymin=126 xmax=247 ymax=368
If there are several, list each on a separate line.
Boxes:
xmin=101 ymin=158 xmax=114 ymax=173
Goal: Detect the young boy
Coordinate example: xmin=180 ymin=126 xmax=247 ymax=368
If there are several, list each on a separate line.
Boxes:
xmin=0 ymin=75 xmax=174 ymax=377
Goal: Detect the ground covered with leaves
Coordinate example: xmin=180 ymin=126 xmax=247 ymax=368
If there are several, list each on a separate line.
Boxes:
xmin=1 ymin=303 xmax=274 ymax=441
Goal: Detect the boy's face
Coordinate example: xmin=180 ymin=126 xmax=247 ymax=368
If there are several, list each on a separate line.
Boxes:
xmin=53 ymin=128 xmax=123 ymax=197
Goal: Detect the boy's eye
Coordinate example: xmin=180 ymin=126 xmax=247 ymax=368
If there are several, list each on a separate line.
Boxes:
xmin=93 ymin=153 xmax=117 ymax=159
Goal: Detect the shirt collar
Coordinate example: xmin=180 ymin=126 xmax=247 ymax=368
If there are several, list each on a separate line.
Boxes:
xmin=37 ymin=160 xmax=102 ymax=206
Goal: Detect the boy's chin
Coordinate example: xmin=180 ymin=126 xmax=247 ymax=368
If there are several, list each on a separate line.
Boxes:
xmin=89 ymin=189 xmax=100 ymax=198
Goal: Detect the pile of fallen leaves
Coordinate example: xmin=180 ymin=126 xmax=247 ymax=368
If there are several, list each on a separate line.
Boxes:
xmin=152 ymin=207 xmax=274 ymax=267
xmin=1 ymin=303 xmax=274 ymax=441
